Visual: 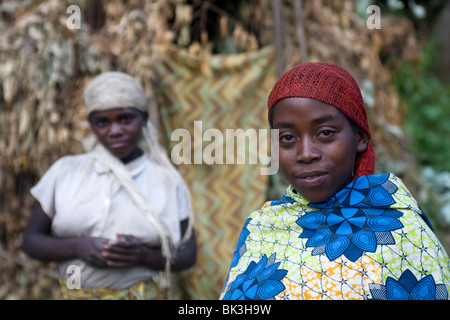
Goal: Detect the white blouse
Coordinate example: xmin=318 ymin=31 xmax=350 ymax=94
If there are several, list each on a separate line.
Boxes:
xmin=30 ymin=152 xmax=191 ymax=289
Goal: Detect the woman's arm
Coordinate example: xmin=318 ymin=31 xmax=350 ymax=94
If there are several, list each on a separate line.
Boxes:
xmin=22 ymin=202 xmax=110 ymax=267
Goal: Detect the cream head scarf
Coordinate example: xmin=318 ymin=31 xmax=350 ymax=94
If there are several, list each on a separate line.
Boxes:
xmin=83 ymin=72 xmax=194 ymax=293
xmin=84 ymin=71 xmax=147 ymax=114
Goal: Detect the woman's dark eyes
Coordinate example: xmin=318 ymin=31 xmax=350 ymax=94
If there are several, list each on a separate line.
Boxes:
xmin=94 ymin=118 xmax=108 ymax=127
xmin=280 ymin=135 xmax=295 ymax=143
xmin=118 ymin=114 xmax=134 ymax=123
xmin=93 ymin=115 xmax=134 ymax=127
xmin=279 ymin=130 xmax=335 ymax=143
xmin=318 ymin=130 xmax=334 ymax=138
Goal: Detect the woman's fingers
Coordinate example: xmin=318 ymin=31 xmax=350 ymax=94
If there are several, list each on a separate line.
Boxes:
xmin=101 ymin=236 xmax=142 ymax=267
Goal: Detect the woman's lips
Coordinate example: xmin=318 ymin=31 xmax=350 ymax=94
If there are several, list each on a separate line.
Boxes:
xmin=295 ymin=171 xmax=328 ymax=187
xmin=109 ymin=141 xmax=129 ymax=149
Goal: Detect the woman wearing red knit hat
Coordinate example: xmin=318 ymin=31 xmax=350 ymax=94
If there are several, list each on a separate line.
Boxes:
xmin=220 ymin=62 xmax=450 ymax=300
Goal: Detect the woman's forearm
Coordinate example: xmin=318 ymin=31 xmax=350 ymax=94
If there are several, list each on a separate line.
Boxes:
xmin=22 ymin=233 xmax=81 ymax=262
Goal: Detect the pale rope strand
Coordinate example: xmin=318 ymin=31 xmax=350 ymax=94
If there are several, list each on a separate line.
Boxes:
xmin=140 ymin=121 xmax=195 ymax=299
xmin=93 ymin=144 xmax=173 ymax=253
xmin=93 ymin=143 xmax=174 ymax=295
xmin=140 ymin=120 xmax=194 ymax=247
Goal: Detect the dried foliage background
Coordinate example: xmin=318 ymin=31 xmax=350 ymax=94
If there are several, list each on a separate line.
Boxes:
xmin=0 ymin=0 xmax=447 ymax=299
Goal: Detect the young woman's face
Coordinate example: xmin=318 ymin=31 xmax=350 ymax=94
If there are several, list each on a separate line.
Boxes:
xmin=272 ymin=97 xmax=368 ymax=203
xmin=89 ymin=107 xmax=148 ymax=163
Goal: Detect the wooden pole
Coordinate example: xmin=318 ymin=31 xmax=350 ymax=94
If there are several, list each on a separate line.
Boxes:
xmin=294 ymin=0 xmax=309 ymax=62
xmin=272 ymin=0 xmax=284 ymax=77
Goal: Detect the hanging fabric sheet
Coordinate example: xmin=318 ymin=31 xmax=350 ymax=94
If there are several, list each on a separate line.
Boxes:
xmin=154 ymin=46 xmax=277 ymax=299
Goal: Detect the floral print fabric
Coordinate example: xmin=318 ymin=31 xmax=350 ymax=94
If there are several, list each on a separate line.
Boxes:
xmin=220 ymin=174 xmax=450 ymax=300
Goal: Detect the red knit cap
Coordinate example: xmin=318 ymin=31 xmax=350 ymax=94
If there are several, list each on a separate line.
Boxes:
xmin=268 ymin=62 xmax=375 ymax=179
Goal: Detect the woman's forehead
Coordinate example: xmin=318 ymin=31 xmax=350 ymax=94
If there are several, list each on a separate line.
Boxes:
xmin=89 ymin=107 xmax=142 ymax=117
xmin=272 ymin=97 xmax=347 ymax=125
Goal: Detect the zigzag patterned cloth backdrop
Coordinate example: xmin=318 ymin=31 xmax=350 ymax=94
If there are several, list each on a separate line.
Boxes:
xmin=154 ymin=46 xmax=276 ymax=299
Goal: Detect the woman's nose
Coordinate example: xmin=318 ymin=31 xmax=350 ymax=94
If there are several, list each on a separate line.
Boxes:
xmin=296 ymin=138 xmax=321 ymax=163
xmin=109 ymin=122 xmax=123 ymax=136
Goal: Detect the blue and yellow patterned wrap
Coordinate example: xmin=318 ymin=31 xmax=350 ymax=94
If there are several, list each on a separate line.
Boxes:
xmin=221 ymin=174 xmax=450 ymax=300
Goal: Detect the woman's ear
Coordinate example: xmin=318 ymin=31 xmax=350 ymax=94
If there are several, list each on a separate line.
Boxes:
xmin=356 ymin=128 xmax=369 ymax=153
